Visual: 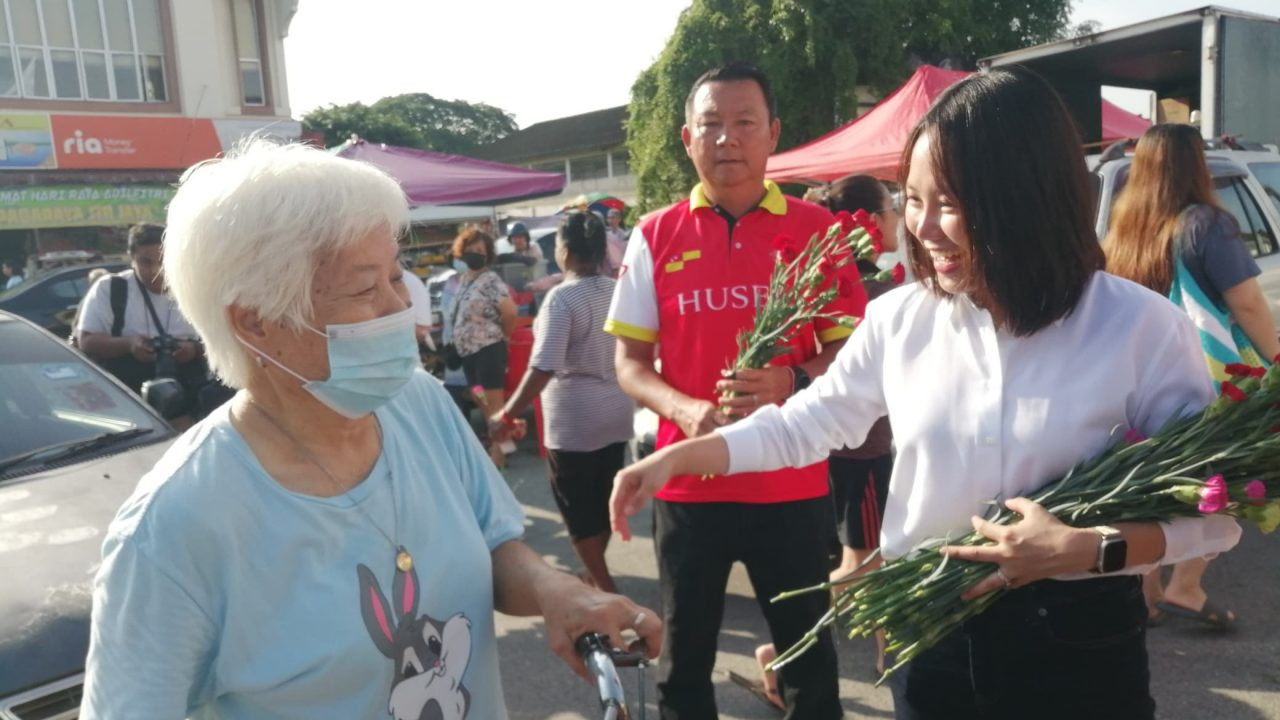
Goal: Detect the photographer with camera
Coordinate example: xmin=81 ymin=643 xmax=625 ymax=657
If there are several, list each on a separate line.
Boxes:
xmin=75 ymin=223 xmax=208 ymax=428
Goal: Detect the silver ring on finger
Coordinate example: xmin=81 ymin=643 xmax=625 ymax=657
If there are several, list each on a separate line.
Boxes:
xmin=631 ymin=612 xmax=647 ymax=629
xmin=995 ymin=567 xmax=1014 ymax=589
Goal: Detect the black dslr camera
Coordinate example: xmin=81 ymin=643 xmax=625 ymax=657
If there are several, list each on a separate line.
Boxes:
xmin=141 ymin=335 xmax=187 ymax=419
xmin=149 ymin=334 xmax=182 ymax=380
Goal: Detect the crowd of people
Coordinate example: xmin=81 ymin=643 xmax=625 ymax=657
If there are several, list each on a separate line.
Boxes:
xmin=63 ymin=57 xmax=1271 ymax=720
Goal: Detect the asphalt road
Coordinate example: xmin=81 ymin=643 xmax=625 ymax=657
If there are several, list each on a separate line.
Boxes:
xmin=493 ymin=442 xmax=1280 ymax=719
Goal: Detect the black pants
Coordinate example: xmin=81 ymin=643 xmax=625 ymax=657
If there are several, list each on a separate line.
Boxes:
xmin=889 ymin=575 xmax=1154 ymax=720
xmin=654 ymin=498 xmax=842 ymax=720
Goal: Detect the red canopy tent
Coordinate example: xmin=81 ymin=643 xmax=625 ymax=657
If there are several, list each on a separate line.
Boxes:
xmin=335 ymin=138 xmax=566 ymax=206
xmin=766 ymin=65 xmax=1152 ymax=184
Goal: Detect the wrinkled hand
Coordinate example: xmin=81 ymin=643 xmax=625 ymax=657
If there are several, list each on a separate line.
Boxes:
xmin=610 ymin=450 xmax=677 ymax=541
xmin=943 ymin=498 xmax=1098 ymax=600
xmin=536 ymin=574 xmax=662 ymax=681
xmin=129 ymin=335 xmax=155 ymax=362
xmin=715 ymin=366 xmax=793 ymax=418
xmin=673 ymin=397 xmax=727 ymax=438
xmin=487 ymin=412 xmax=526 ymax=443
xmin=174 ymin=340 xmax=199 ymax=364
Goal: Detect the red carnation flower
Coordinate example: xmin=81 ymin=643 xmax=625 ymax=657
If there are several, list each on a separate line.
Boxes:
xmin=872 ymin=237 xmax=885 ymax=255
xmin=850 ymin=208 xmax=872 ymax=228
xmin=1224 ymin=363 xmax=1254 ymax=377
xmin=778 ymin=247 xmax=799 ymax=264
xmin=834 ymin=211 xmax=855 ymax=235
xmin=1221 ymin=381 xmax=1248 ymax=402
xmin=891 ymin=262 xmax=906 ymax=284
xmin=1252 ymin=366 xmax=1267 ymax=378
xmin=818 ymin=255 xmax=836 ymax=275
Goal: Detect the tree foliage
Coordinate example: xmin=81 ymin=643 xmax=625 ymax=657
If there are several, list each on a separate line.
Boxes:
xmin=302 ymin=102 xmax=425 ymax=149
xmin=302 ymin=93 xmax=517 ymax=153
xmin=627 ymin=0 xmax=1073 ymax=211
xmin=372 ymin=94 xmax=517 ymax=155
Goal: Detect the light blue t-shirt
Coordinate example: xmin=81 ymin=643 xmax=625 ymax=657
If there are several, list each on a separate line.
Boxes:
xmin=82 ymin=372 xmax=525 ymax=720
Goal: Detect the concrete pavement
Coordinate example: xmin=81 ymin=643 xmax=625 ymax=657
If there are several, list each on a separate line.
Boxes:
xmin=494 ymin=443 xmax=1280 ymax=719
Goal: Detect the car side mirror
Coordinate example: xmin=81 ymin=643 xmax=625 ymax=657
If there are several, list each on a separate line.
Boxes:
xmin=141 ymin=378 xmax=186 ymax=419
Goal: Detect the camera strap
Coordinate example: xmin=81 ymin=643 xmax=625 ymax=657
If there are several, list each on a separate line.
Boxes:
xmin=134 ymin=273 xmax=170 ymax=339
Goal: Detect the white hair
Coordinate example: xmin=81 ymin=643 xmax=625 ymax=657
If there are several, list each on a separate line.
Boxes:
xmin=164 ymin=139 xmax=409 ymax=389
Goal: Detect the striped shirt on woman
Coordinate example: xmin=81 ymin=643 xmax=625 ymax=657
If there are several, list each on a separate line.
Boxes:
xmin=531 ymin=275 xmax=635 ymax=451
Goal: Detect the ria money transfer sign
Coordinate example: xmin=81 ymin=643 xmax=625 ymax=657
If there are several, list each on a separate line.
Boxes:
xmin=0 ymin=185 xmax=174 ymax=230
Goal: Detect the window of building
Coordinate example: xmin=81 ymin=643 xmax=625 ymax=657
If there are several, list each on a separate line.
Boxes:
xmin=570 ymin=154 xmax=608 ymax=182
xmin=611 ymin=149 xmax=630 ymax=177
xmin=0 ymin=0 xmax=167 ymax=101
xmin=230 ymin=0 xmax=266 ymax=107
xmin=531 ymin=160 xmax=566 ymax=175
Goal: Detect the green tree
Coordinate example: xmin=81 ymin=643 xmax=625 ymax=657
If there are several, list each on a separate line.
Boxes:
xmin=898 ymin=0 xmax=1075 ymax=68
xmin=372 ymin=94 xmax=517 ymax=155
xmin=302 ymin=94 xmax=517 ymax=153
xmin=627 ymin=0 xmax=1072 ymax=211
xmin=302 ymin=102 xmax=425 ymax=149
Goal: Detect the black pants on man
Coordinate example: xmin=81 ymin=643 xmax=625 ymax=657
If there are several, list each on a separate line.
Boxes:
xmin=654 ymin=497 xmax=842 ymax=719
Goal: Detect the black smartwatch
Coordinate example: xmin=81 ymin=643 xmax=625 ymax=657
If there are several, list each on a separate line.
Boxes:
xmin=791 ymin=366 xmax=812 ymax=395
xmin=1091 ymin=525 xmax=1127 ymax=574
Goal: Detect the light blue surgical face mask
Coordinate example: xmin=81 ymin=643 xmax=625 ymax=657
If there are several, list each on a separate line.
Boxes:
xmin=452 ymin=258 xmax=469 ymax=273
xmin=239 ymin=307 xmax=419 ymax=418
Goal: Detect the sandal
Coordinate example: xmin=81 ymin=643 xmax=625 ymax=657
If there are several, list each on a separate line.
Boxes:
xmin=1155 ymin=599 xmax=1236 ymax=629
xmin=726 ymin=670 xmax=785 ymax=713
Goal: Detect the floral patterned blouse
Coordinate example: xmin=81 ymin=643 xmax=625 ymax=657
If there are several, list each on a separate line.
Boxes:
xmin=449 ymin=270 xmax=510 ymax=356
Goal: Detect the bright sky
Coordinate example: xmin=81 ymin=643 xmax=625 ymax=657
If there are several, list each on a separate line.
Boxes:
xmin=284 ymin=0 xmax=1280 ymax=128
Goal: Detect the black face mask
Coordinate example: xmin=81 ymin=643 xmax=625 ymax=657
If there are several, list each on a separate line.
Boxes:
xmin=461 ymin=252 xmax=487 ymax=270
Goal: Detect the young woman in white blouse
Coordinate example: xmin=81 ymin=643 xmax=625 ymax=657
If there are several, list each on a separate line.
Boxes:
xmin=610 ymin=68 xmax=1241 ymax=719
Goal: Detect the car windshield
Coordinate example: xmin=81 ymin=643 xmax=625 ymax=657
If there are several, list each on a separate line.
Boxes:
xmin=0 ymin=320 xmax=166 ymax=468
xmin=1248 ymin=162 xmax=1280 ymax=215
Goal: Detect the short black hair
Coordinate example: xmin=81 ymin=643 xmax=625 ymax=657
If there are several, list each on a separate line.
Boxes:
xmin=899 ymin=66 xmax=1104 ymax=337
xmin=818 ymin=174 xmax=890 ymax=215
xmin=557 ymin=212 xmax=606 ymax=268
xmin=685 ymin=62 xmax=776 ymax=121
xmin=127 ymin=223 xmax=165 ymax=254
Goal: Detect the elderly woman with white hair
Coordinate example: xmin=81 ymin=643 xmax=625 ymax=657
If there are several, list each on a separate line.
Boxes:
xmin=81 ymin=141 xmax=661 ymax=719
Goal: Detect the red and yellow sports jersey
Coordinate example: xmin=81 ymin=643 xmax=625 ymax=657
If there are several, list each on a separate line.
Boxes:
xmin=605 ymin=181 xmax=867 ymax=503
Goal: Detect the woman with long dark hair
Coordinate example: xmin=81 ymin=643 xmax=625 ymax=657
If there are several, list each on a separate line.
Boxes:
xmin=1105 ymin=123 xmax=1279 ymax=629
xmin=611 ymin=68 xmax=1242 ymax=719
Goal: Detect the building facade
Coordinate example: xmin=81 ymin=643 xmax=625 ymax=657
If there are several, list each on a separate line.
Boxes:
xmin=474 ymin=105 xmax=633 ymax=217
xmin=0 ymin=0 xmax=300 ymax=268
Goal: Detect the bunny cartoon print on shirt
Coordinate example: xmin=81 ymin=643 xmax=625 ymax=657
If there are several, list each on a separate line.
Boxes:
xmin=358 ymin=563 xmax=473 ymax=720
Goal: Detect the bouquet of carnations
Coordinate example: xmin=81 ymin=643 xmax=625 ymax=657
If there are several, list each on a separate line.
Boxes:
xmin=728 ymin=209 xmax=903 ymax=374
xmin=763 ymin=362 xmax=1280 ymax=682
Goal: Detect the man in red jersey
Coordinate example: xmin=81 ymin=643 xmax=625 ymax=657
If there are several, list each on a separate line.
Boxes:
xmin=605 ymin=62 xmax=862 ymax=718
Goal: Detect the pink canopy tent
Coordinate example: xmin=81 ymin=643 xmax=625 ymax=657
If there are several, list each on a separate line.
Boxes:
xmin=335 ymin=138 xmax=566 ymax=206
xmin=766 ymin=65 xmax=1152 ymax=184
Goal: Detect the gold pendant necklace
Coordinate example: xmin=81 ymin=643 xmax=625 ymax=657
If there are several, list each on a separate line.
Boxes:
xmin=250 ymin=402 xmax=413 ymax=573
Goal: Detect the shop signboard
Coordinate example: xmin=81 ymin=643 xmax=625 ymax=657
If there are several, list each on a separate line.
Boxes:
xmin=0 ymin=114 xmax=57 ymax=169
xmin=0 ymin=184 xmax=174 ymax=230
xmin=0 ymin=114 xmax=222 ymax=170
xmin=49 ymin=115 xmax=221 ymax=170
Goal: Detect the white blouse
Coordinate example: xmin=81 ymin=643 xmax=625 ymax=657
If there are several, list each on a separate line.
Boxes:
xmin=720 ymin=272 xmax=1242 ymax=569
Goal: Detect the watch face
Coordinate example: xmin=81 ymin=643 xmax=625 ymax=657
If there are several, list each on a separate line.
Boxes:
xmin=1101 ymin=538 xmax=1127 ymax=573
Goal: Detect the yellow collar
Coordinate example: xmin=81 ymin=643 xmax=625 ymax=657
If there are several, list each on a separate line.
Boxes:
xmin=689 ymin=180 xmax=787 ymax=216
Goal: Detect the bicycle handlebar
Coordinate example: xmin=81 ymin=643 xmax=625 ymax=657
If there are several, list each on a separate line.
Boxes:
xmin=576 ymin=633 xmax=649 ymax=720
